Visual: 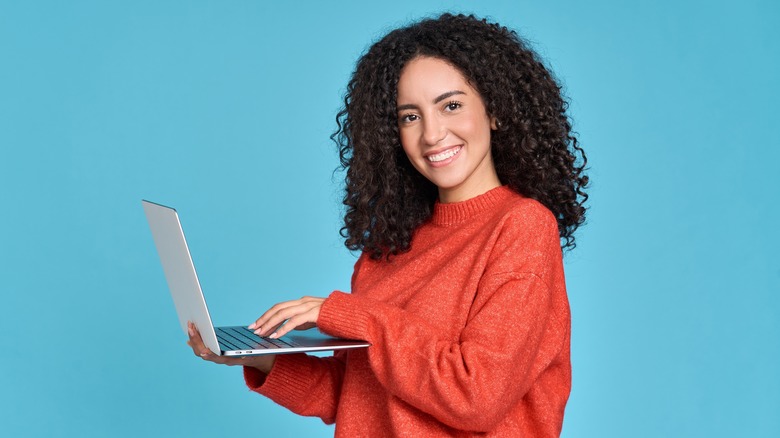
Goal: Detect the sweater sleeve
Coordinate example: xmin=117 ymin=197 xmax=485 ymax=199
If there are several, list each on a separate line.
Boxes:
xmin=241 ymin=254 xmax=370 ymax=422
xmin=243 ymin=350 xmax=347 ymax=424
xmin=317 ymin=208 xmax=568 ymax=432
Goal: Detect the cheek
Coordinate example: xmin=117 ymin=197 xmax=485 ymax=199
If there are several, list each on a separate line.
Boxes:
xmin=461 ymin=114 xmax=491 ymax=137
xmin=460 ymin=117 xmax=493 ymax=149
xmin=399 ymin=132 xmax=427 ymax=175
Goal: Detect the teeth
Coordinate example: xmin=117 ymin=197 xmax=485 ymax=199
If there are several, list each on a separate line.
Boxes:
xmin=427 ymin=147 xmax=460 ymax=162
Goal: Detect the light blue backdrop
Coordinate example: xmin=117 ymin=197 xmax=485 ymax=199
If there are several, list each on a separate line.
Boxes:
xmin=1 ymin=1 xmax=778 ymax=436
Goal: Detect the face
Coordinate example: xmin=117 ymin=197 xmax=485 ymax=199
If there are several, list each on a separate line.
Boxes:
xmin=396 ymin=56 xmax=500 ymax=203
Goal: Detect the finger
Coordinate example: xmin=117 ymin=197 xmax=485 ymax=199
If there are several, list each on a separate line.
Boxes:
xmin=187 ymin=321 xmax=215 ymax=356
xmin=185 ymin=321 xmax=252 ymax=366
xmin=249 ymin=297 xmax=322 ymax=330
xmin=188 ymin=321 xmax=206 ymax=345
xmin=252 ymin=303 xmax=306 ymax=336
xmin=187 ymin=322 xmax=218 ymax=357
xmin=248 ymin=299 xmax=304 ymax=331
xmin=254 ymin=312 xmax=290 ymax=337
xmin=270 ymin=307 xmax=318 ymax=338
xmin=256 ymin=301 xmax=320 ymax=337
xmin=263 ymin=321 xmax=287 ymax=337
xmin=198 ymin=350 xmax=234 ymax=365
xmin=192 ymin=344 xmax=252 ymax=367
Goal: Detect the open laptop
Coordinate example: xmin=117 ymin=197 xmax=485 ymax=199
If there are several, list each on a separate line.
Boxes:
xmin=142 ymin=200 xmax=370 ymax=356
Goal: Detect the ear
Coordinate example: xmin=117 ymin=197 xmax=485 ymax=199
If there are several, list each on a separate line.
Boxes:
xmin=490 ymin=116 xmax=499 ymax=130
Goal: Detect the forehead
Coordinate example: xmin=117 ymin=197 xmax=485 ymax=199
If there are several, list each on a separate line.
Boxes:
xmin=397 ymin=57 xmax=474 ymax=99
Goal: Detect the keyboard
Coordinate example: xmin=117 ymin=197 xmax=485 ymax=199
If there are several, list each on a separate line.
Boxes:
xmin=216 ymin=326 xmax=303 ymax=352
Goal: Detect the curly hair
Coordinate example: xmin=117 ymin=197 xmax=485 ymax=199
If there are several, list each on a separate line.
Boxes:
xmin=333 ymin=13 xmax=589 ymax=260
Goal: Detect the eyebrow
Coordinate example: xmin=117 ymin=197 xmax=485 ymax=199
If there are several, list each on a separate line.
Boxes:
xmin=397 ymin=90 xmax=466 ymax=112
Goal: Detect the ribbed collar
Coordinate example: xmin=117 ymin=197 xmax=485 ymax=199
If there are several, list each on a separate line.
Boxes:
xmin=431 ymin=185 xmax=514 ymax=226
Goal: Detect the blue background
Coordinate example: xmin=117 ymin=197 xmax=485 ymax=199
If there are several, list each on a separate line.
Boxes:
xmin=1 ymin=1 xmax=778 ymax=436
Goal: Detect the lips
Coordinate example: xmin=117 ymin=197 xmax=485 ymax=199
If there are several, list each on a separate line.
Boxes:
xmin=426 ymin=145 xmax=462 ymax=163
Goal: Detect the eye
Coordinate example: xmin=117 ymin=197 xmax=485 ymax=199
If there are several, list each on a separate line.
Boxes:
xmin=399 ymin=113 xmax=419 ymax=124
xmin=444 ymin=100 xmax=463 ymax=111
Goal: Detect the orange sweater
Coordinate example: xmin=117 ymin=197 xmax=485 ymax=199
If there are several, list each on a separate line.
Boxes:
xmin=244 ymin=186 xmax=571 ymax=436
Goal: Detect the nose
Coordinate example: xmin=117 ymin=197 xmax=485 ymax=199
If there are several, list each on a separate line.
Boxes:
xmin=422 ymin=115 xmax=446 ymax=146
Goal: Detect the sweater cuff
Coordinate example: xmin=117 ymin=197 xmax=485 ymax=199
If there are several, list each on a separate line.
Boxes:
xmin=318 ymin=291 xmax=372 ymax=342
xmin=243 ymin=354 xmax=313 ymax=408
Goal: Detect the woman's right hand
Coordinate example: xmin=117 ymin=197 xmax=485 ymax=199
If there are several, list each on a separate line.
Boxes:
xmin=186 ymin=321 xmax=276 ymax=374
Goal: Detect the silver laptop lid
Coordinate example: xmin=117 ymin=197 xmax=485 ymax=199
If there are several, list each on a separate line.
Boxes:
xmin=142 ymin=200 xmax=221 ymax=354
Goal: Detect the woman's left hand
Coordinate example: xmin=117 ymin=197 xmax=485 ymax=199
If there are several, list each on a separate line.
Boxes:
xmin=248 ymin=296 xmax=326 ymax=339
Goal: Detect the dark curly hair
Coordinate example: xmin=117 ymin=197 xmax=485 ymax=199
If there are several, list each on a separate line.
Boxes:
xmin=333 ymin=13 xmax=589 ymax=259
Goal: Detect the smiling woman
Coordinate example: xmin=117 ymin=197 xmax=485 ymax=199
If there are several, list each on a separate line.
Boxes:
xmin=396 ymin=57 xmax=501 ymax=203
xmin=187 ymin=13 xmax=588 ymax=437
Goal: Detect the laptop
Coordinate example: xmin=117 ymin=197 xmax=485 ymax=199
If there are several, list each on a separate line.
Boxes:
xmin=142 ymin=200 xmax=370 ymax=356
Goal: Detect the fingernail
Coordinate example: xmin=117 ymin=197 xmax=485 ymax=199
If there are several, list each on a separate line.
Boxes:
xmin=254 ymin=328 xmax=262 ymax=335
xmin=200 ymin=353 xmax=207 ymax=357
xmin=247 ymin=323 xmax=255 ymax=329
xmin=269 ymin=332 xmax=278 ymax=339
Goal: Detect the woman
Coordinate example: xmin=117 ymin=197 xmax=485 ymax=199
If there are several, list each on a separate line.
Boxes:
xmin=188 ymin=13 xmax=588 ymax=437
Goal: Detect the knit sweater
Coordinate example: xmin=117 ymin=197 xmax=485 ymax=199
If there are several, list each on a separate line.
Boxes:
xmin=244 ymin=185 xmax=571 ymax=437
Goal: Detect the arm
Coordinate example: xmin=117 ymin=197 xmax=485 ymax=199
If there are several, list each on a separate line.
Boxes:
xmin=318 ymin=212 xmax=569 ymax=431
xmin=250 ymin=204 xmax=569 ymax=431
xmin=319 ymin=275 xmax=562 ymax=431
xmin=186 ymin=320 xmax=347 ymax=424
xmin=243 ymin=351 xmax=348 ymax=424
xmin=236 ymin=257 xmax=377 ymax=423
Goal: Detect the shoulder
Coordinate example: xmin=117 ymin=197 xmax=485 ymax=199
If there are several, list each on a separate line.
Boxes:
xmin=496 ymin=191 xmax=559 ymax=242
xmin=486 ymin=191 xmax=562 ymax=275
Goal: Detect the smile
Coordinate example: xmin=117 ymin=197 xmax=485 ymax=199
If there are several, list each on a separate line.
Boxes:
xmin=426 ymin=146 xmax=462 ymax=163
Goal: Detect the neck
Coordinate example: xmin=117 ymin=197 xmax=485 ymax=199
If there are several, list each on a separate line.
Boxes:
xmin=438 ymin=174 xmax=501 ymax=204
